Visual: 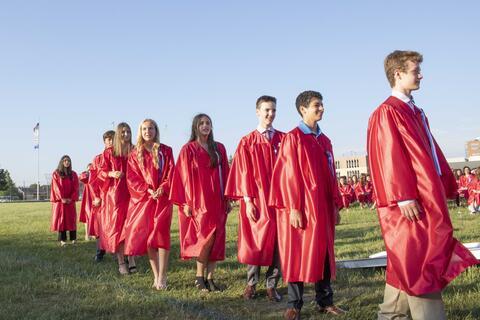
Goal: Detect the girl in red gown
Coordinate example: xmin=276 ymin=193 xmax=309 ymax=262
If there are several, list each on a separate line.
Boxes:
xmin=365 ymin=174 xmax=376 ymax=209
xmin=99 ymin=122 xmax=136 ymax=275
xmin=169 ymin=113 xmax=231 ymax=292
xmin=458 ymin=166 xmax=474 ymax=203
xmin=468 ymin=172 xmax=480 ymax=214
xmin=338 ymin=176 xmax=353 ymax=210
xmin=352 ymin=175 xmax=367 ymax=208
xmin=50 ymin=155 xmax=79 ymax=246
xmin=78 ymin=163 xmax=93 ymax=241
xmin=347 ymin=176 xmax=356 ymax=203
xmin=122 ymin=119 xmax=175 ymax=289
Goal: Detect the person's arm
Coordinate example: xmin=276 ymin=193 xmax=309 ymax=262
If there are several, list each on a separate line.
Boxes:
xmin=218 ymin=143 xmax=232 ymax=214
xmin=50 ymin=172 xmax=62 ymax=202
xmin=126 ymin=149 xmax=151 ymax=203
xmin=367 ymin=105 xmax=419 ymax=208
xmin=169 ymin=146 xmax=194 ymax=217
xmin=71 ymin=172 xmax=79 ymax=202
xmin=269 ymin=133 xmax=304 ymax=228
xmin=225 ymin=139 xmax=257 ymax=220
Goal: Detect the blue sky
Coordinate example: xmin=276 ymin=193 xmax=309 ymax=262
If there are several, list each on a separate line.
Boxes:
xmin=1 ymin=1 xmax=479 ymax=186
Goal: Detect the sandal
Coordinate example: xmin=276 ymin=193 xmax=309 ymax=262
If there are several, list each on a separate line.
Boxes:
xmin=118 ymin=262 xmax=129 ymax=275
xmin=125 ymin=257 xmax=137 ymax=274
xmin=207 ymin=279 xmax=223 ymax=292
xmin=195 ymin=277 xmax=209 ymax=292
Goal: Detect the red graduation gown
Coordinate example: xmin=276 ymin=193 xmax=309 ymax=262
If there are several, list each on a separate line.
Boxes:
xmin=98 ymin=147 xmax=130 ymax=253
xmin=122 ymin=145 xmax=174 ymax=255
xmin=78 ymin=171 xmax=90 ymax=224
xmin=169 ymin=141 xmax=229 ymax=261
xmin=459 ymin=174 xmax=474 ymax=199
xmin=225 ymin=130 xmax=285 ymax=266
xmin=338 ymin=183 xmax=353 ymax=209
xmin=467 ymin=177 xmax=480 ymax=206
xmin=365 ymin=181 xmax=375 ymax=202
xmin=367 ymin=96 xmax=478 ymax=296
xmin=269 ymin=127 xmax=340 ymax=283
xmin=86 ymin=153 xmax=105 ymax=237
xmin=50 ymin=171 xmax=79 ymax=232
xmin=354 ymin=182 xmax=368 ymax=204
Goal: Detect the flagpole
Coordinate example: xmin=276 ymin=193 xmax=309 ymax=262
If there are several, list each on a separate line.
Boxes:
xmin=33 ymin=122 xmax=40 ymax=200
xmin=37 ymin=141 xmax=40 ymax=200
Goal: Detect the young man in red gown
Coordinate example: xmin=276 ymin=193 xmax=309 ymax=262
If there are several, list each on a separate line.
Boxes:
xmin=367 ymin=50 xmax=478 ymax=319
xmin=269 ymin=91 xmax=345 ymax=319
xmin=225 ymin=95 xmax=285 ymax=302
xmin=88 ymin=130 xmax=114 ymax=262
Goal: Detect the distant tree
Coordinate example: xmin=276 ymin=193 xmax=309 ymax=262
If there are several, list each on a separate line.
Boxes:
xmin=0 ymin=169 xmax=21 ymax=198
xmin=0 ymin=169 xmax=9 ymax=190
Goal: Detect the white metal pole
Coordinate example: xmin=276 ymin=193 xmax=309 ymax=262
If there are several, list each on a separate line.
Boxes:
xmin=37 ymin=145 xmax=40 ymax=200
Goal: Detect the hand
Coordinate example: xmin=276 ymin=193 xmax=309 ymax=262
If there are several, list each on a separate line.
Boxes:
xmin=93 ymin=197 xmax=101 ymax=207
xmin=148 ymin=188 xmax=158 ymax=200
xmin=289 ymin=209 xmax=303 ymax=229
xmin=245 ymin=201 xmax=258 ymax=222
xmin=155 ymin=187 xmax=164 ymax=197
xmin=109 ymin=171 xmax=123 ymax=179
xmin=399 ymin=200 xmax=422 ymax=222
xmin=61 ymin=198 xmax=68 ymax=204
xmin=183 ymin=205 xmax=192 ymax=217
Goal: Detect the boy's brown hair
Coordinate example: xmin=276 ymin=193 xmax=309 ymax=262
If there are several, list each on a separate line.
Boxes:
xmin=256 ymin=95 xmax=276 ymax=109
xmin=384 ymin=50 xmax=423 ymax=87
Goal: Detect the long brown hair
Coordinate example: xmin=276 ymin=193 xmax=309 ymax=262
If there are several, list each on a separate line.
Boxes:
xmin=56 ymin=155 xmax=73 ymax=178
xmin=113 ymin=122 xmax=133 ymax=157
xmin=189 ymin=113 xmax=219 ymax=168
xmin=136 ymin=119 xmax=161 ymax=169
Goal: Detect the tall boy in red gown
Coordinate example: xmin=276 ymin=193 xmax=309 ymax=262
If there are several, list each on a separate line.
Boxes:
xmin=269 ymin=91 xmax=345 ymax=319
xmin=367 ymin=50 xmax=477 ymax=320
xmin=225 ymin=95 xmax=285 ymax=302
xmin=89 ymin=130 xmax=115 ymax=262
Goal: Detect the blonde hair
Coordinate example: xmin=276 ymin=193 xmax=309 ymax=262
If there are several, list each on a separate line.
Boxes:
xmin=136 ymin=119 xmax=161 ymax=169
xmin=113 ymin=122 xmax=133 ymax=157
xmin=384 ymin=50 xmax=423 ymax=87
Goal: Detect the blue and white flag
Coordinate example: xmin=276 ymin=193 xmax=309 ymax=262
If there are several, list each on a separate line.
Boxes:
xmin=33 ymin=122 xmax=40 ymax=149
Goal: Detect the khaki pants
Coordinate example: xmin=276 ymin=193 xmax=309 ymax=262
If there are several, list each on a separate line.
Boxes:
xmin=378 ymin=284 xmax=446 ymax=320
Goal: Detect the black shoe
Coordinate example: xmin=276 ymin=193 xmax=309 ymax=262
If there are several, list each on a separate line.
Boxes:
xmin=207 ymin=279 xmax=224 ymax=292
xmin=94 ymin=250 xmax=105 ymax=262
xmin=195 ymin=277 xmax=209 ymax=292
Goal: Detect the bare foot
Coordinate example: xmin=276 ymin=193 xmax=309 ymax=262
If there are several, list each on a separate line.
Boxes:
xmin=156 ymin=278 xmax=168 ymax=290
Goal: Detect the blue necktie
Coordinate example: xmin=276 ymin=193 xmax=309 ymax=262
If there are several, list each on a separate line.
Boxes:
xmin=411 ymin=99 xmax=442 ymax=176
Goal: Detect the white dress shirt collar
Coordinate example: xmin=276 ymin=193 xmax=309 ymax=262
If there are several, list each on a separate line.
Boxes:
xmin=392 ymin=90 xmax=415 ymax=111
xmin=256 ymin=125 xmax=275 ymax=134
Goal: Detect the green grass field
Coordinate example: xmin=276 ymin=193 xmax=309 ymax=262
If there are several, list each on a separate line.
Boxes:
xmin=0 ymin=202 xmax=478 ymax=320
